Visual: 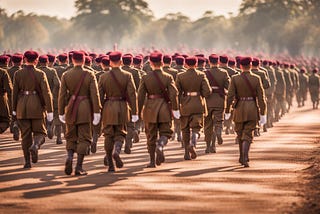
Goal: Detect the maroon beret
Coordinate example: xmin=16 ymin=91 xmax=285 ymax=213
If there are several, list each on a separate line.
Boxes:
xmin=11 ymin=54 xmax=23 ymax=64
xmin=209 ymin=54 xmax=219 ymax=64
xmin=163 ymin=55 xmax=172 ymax=64
xmin=149 ymin=52 xmax=163 ymax=63
xmin=24 ymin=50 xmax=39 ymax=62
xmin=72 ymin=51 xmax=85 ymax=61
xmin=95 ymin=54 xmax=107 ymax=63
xmin=89 ymin=53 xmax=97 ymax=59
xmin=122 ymin=54 xmax=133 ymax=65
xmin=133 ymin=56 xmax=142 ymax=65
xmin=197 ymin=57 xmax=206 ymax=64
xmin=240 ymin=57 xmax=252 ymax=66
xmin=47 ymin=54 xmax=56 ymax=63
xmin=300 ymin=67 xmax=306 ymax=73
xmin=284 ymin=63 xmax=289 ymax=68
xmin=109 ymin=51 xmax=122 ymax=62
xmin=85 ymin=56 xmax=92 ymax=64
xmin=185 ymin=56 xmax=197 ymax=66
xmin=101 ymin=56 xmax=110 ymax=66
xmin=182 ymin=54 xmax=188 ymax=58
xmin=290 ymin=64 xmax=295 ymax=69
xmin=262 ymin=60 xmax=269 ymax=66
xmin=219 ymin=55 xmax=229 ymax=64
xmin=228 ymin=59 xmax=235 ymax=66
xmin=252 ymin=58 xmax=260 ymax=66
xmin=57 ymin=54 xmax=68 ymax=62
xmin=39 ymin=55 xmax=49 ymax=63
xmin=175 ymin=56 xmax=185 ymax=65
xmin=312 ymin=68 xmax=318 ymax=73
xmin=0 ymin=55 xmax=10 ymax=64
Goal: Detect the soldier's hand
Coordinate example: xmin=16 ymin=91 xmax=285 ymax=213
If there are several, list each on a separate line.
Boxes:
xmin=59 ymin=115 xmax=66 ymax=124
xmin=47 ymin=112 xmax=54 ymax=122
xmin=93 ymin=113 xmax=101 ymax=125
xmin=131 ymin=115 xmax=139 ymax=123
xmin=172 ymin=110 xmax=180 ymax=119
xmin=224 ymin=113 xmax=231 ymax=120
xmin=259 ymin=115 xmax=267 ymax=126
xmin=12 ymin=111 xmax=17 ymax=116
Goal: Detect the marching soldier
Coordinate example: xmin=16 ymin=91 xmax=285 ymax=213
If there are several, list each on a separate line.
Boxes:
xmin=138 ymin=52 xmax=179 ymax=167
xmin=99 ymin=52 xmax=138 ymax=172
xmin=47 ymin=54 xmax=56 ymax=68
xmin=55 ymin=53 xmax=69 ymax=79
xmin=308 ymin=68 xmax=319 ymax=109
xmin=0 ymin=55 xmax=10 ymax=70
xmin=204 ymin=54 xmax=230 ymax=153
xmin=133 ymin=55 xmax=146 ymax=76
xmin=297 ymin=67 xmax=309 ymax=107
xmin=176 ymin=56 xmax=211 ymax=160
xmin=12 ymin=50 xmax=53 ymax=168
xmin=0 ymin=66 xmax=12 ymax=134
xmin=282 ymin=63 xmax=293 ymax=112
xmin=274 ymin=62 xmax=286 ymax=121
xmin=174 ymin=56 xmax=186 ymax=74
xmin=225 ymin=57 xmax=267 ymax=167
xmin=58 ymin=51 xmax=101 ymax=176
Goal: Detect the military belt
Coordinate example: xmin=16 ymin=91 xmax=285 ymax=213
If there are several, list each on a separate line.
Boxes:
xmin=20 ymin=90 xmax=37 ymax=95
xmin=211 ymin=86 xmax=219 ymax=90
xmin=184 ymin=92 xmax=200 ymax=97
xmin=239 ymin=97 xmax=255 ymax=101
xmin=105 ymin=97 xmax=125 ymax=101
xmin=148 ymin=94 xmax=163 ymax=99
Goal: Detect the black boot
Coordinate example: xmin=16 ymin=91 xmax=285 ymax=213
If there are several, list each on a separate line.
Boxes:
xmin=210 ymin=135 xmax=216 ymax=153
xmin=133 ymin=129 xmax=140 ymax=143
xmin=156 ymin=136 xmax=167 ymax=166
xmin=107 ymin=150 xmax=115 ymax=172
xmin=91 ymin=131 xmax=98 ymax=154
xmin=56 ymin=125 xmax=63 ymax=145
xmin=146 ymin=146 xmax=156 ymax=168
xmin=189 ymin=132 xmax=198 ymax=159
xmin=177 ymin=132 xmax=182 ymax=143
xmin=65 ymin=149 xmax=74 ymax=175
xmin=23 ymin=149 xmax=31 ymax=169
xmin=238 ymin=140 xmax=243 ymax=165
xmin=103 ymin=155 xmax=109 ymax=166
xmin=29 ymin=135 xmax=45 ymax=163
xmin=216 ymin=127 xmax=223 ymax=145
xmin=205 ymin=141 xmax=210 ymax=154
xmin=47 ymin=120 xmax=54 ymax=140
xmin=242 ymin=141 xmax=250 ymax=167
xmin=113 ymin=141 xmax=123 ymax=168
xmin=13 ymin=121 xmax=20 ymax=141
xmin=124 ymin=138 xmax=132 ymax=154
xmin=75 ymin=154 xmax=87 ymax=176
xmin=184 ymin=142 xmax=191 ymax=160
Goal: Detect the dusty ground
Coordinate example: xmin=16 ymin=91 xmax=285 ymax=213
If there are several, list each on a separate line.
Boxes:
xmin=0 ymin=103 xmax=320 ymax=214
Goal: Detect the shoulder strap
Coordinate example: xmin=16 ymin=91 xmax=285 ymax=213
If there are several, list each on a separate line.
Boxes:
xmin=73 ymin=71 xmax=87 ymax=98
xmin=153 ymin=71 xmax=170 ymax=103
xmin=28 ymin=69 xmax=45 ymax=107
xmin=241 ymin=72 xmax=256 ymax=97
xmin=205 ymin=70 xmax=225 ymax=97
xmin=109 ymin=70 xmax=130 ymax=105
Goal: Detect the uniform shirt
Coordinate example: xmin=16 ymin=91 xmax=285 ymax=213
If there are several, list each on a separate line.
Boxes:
xmin=308 ymin=73 xmax=320 ymax=93
xmin=122 ymin=65 xmax=141 ymax=90
xmin=251 ymin=68 xmax=270 ymax=89
xmin=0 ymin=68 xmax=12 ymax=121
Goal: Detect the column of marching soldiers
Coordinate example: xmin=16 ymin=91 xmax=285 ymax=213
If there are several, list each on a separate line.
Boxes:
xmin=0 ymin=50 xmax=319 ymax=176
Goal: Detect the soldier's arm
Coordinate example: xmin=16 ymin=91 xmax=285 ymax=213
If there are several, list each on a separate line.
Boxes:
xmin=175 ymin=75 xmax=182 ymax=104
xmin=201 ymin=74 xmax=212 ymax=98
xmin=89 ymin=73 xmax=101 ymax=113
xmin=226 ymin=77 xmax=236 ymax=113
xmin=224 ymin=72 xmax=230 ymax=90
xmin=52 ymin=69 xmax=61 ymax=100
xmin=127 ymin=74 xmax=138 ymax=115
xmin=98 ymin=75 xmax=105 ymax=107
xmin=167 ymin=76 xmax=179 ymax=111
xmin=40 ymin=73 xmax=53 ymax=113
xmin=12 ymin=72 xmax=19 ymax=113
xmin=58 ymin=74 xmax=67 ymax=115
xmin=3 ymin=70 xmax=13 ymax=112
xmin=256 ymin=78 xmax=267 ymax=115
xmin=262 ymin=72 xmax=270 ymax=89
xmin=137 ymin=77 xmax=147 ymax=116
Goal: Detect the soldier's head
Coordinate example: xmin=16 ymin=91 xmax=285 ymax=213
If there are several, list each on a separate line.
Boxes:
xmin=300 ymin=67 xmax=306 ymax=74
xmin=57 ymin=53 xmax=68 ymax=65
xmin=209 ymin=54 xmax=219 ymax=67
xmin=163 ymin=55 xmax=172 ymax=66
xmin=109 ymin=51 xmax=122 ymax=68
xmin=38 ymin=55 xmax=49 ymax=66
xmin=312 ymin=68 xmax=318 ymax=74
xmin=219 ymin=55 xmax=229 ymax=66
xmin=149 ymin=52 xmax=163 ymax=69
xmin=122 ymin=54 xmax=133 ymax=66
xmin=133 ymin=56 xmax=142 ymax=68
xmin=11 ymin=54 xmax=23 ymax=66
xmin=0 ymin=55 xmax=10 ymax=67
xmin=185 ymin=56 xmax=198 ymax=69
xmin=175 ymin=56 xmax=185 ymax=67
xmin=85 ymin=56 xmax=92 ymax=67
xmin=228 ymin=59 xmax=236 ymax=68
xmin=23 ymin=50 xmax=39 ymax=65
xmin=252 ymin=58 xmax=260 ymax=69
xmin=47 ymin=54 xmax=56 ymax=67
xmin=197 ymin=56 xmax=206 ymax=68
xmin=101 ymin=56 xmax=110 ymax=71
xmin=72 ymin=51 xmax=85 ymax=66
xmin=262 ymin=60 xmax=269 ymax=67
xmin=239 ymin=57 xmax=252 ymax=71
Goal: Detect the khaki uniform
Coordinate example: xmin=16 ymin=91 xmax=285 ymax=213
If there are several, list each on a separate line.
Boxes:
xmin=204 ymin=66 xmax=230 ymax=152
xmin=0 ymin=68 xmax=12 ymax=133
xmin=54 ymin=64 xmax=69 ymax=79
xmin=282 ymin=68 xmax=293 ymax=110
xmin=7 ymin=65 xmax=21 ymax=83
xmin=308 ymin=73 xmax=319 ymax=108
xmin=220 ymin=65 xmax=238 ymax=78
xmin=174 ymin=65 xmax=186 ymax=74
xmin=176 ymin=68 xmax=211 ymax=159
xmin=274 ymin=67 xmax=286 ymax=120
xmin=58 ymin=65 xmax=101 ymax=155
xmin=297 ymin=73 xmax=309 ymax=107
xmin=263 ymin=66 xmax=277 ymax=127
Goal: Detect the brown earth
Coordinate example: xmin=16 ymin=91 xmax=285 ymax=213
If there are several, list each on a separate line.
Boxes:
xmin=0 ymin=103 xmax=320 ymax=214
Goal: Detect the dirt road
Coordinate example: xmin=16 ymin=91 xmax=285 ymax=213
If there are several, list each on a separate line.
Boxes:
xmin=1 ymin=104 xmax=319 ymax=213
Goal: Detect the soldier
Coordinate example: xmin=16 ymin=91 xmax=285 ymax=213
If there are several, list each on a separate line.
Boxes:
xmin=138 ymin=52 xmax=179 ymax=167
xmin=133 ymin=55 xmax=146 ymax=76
xmin=55 ymin=53 xmax=69 ymax=79
xmin=174 ymin=56 xmax=186 ymax=73
xmin=203 ymin=54 xmax=229 ymax=153
xmin=176 ymin=56 xmax=211 ymax=160
xmin=47 ymin=54 xmax=56 ymax=68
xmin=225 ymin=57 xmax=267 ymax=167
xmin=12 ymin=50 xmax=53 ymax=168
xmin=58 ymin=51 xmax=101 ymax=176
xmin=297 ymin=67 xmax=309 ymax=107
xmin=282 ymin=63 xmax=293 ymax=112
xmin=142 ymin=56 xmax=153 ymax=74
xmin=308 ymin=68 xmax=319 ymax=109
xmin=0 ymin=66 xmax=12 ymax=134
xmin=228 ymin=59 xmax=237 ymax=70
xmin=274 ymin=61 xmax=286 ymax=121
xmin=99 ymin=52 xmax=138 ymax=172
xmin=289 ymin=64 xmax=300 ymax=106
xmin=0 ymin=55 xmax=10 ymax=70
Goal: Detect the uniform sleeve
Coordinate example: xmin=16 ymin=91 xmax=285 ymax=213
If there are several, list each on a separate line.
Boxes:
xmin=175 ymin=74 xmax=182 ymax=104
xmin=226 ymin=77 xmax=236 ymax=113
xmin=224 ymin=72 xmax=230 ymax=91
xmin=256 ymin=78 xmax=267 ymax=115
xmin=89 ymin=73 xmax=101 ymax=113
xmin=201 ymin=74 xmax=212 ymax=98
xmin=58 ymin=74 xmax=67 ymax=115
xmin=262 ymin=72 xmax=270 ymax=89
xmin=12 ymin=72 xmax=19 ymax=112
xmin=167 ymin=76 xmax=179 ymax=111
xmin=3 ymin=70 xmax=13 ymax=112
xmin=41 ymin=73 xmax=53 ymax=113
xmin=137 ymin=76 xmax=147 ymax=116
xmin=127 ymin=74 xmax=138 ymax=115
xmin=98 ymin=75 xmax=105 ymax=107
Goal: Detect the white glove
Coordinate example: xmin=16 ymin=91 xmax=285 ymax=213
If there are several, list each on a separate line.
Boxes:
xmin=47 ymin=112 xmax=54 ymax=122
xmin=172 ymin=110 xmax=180 ymax=119
xmin=93 ymin=113 xmax=101 ymax=125
xmin=12 ymin=111 xmax=16 ymax=116
xmin=259 ymin=115 xmax=267 ymax=126
xmin=225 ymin=113 xmax=231 ymax=120
xmin=131 ymin=115 xmax=139 ymax=123
xmin=59 ymin=115 xmax=65 ymax=124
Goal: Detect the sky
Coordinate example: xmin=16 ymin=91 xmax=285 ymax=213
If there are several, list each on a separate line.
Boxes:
xmin=0 ymin=0 xmax=242 ymax=20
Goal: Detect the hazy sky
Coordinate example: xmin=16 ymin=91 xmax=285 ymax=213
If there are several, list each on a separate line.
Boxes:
xmin=0 ymin=0 xmax=242 ymax=20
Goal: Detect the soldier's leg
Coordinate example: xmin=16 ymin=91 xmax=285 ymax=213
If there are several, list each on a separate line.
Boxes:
xmin=180 ymin=116 xmax=191 ymax=160
xmin=75 ymin=123 xmax=92 ymax=176
xmin=113 ymin=125 xmax=126 ymax=169
xmin=241 ymin=121 xmax=256 ymax=167
xmin=17 ymin=119 xmax=32 ymax=168
xmin=204 ymin=108 xmax=214 ymax=154
xmin=189 ymin=114 xmax=204 ymax=159
xmin=133 ymin=120 xmax=140 ymax=144
xmin=64 ymin=123 xmax=77 ymax=175
xmin=124 ymin=121 xmax=134 ymax=154
xmin=214 ymin=108 xmax=224 ymax=145
xmin=91 ymin=122 xmax=101 ymax=153
xmin=29 ymin=118 xmax=47 ymax=164
xmin=146 ymin=123 xmax=157 ymax=167
xmin=103 ymin=125 xmax=115 ymax=172
xmin=234 ymin=122 xmax=244 ymax=165
xmin=157 ymin=122 xmax=173 ymax=165
xmin=274 ymin=96 xmax=281 ymax=121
